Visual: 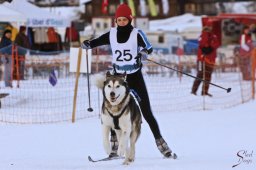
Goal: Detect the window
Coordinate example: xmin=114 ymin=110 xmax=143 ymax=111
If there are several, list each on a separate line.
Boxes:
xmin=96 ymin=22 xmax=101 ymax=29
xmin=103 ymin=22 xmax=108 ymax=29
xmin=158 ymin=35 xmax=164 ymax=43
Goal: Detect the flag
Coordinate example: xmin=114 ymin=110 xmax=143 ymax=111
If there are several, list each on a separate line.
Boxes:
xmin=139 ymin=0 xmax=147 ymax=16
xmin=147 ymin=0 xmax=157 ymax=17
xmin=49 ymin=69 xmax=57 ymax=86
xmin=128 ymin=0 xmax=136 ymax=16
xmin=176 ymin=48 xmax=184 ymax=57
xmin=101 ymin=0 xmax=109 ymax=14
xmin=162 ymin=0 xmax=169 ymax=15
xmin=176 ymin=38 xmax=184 ymax=57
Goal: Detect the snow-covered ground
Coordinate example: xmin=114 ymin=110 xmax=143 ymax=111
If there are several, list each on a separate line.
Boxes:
xmin=0 ymin=99 xmax=255 ymax=170
xmin=1 ymin=1 xmax=255 ymax=168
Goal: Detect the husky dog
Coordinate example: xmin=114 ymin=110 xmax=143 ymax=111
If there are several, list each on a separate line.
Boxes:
xmin=95 ymin=71 xmax=142 ymax=165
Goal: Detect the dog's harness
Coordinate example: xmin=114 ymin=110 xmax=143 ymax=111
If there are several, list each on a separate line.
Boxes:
xmin=105 ymin=105 xmax=129 ymax=130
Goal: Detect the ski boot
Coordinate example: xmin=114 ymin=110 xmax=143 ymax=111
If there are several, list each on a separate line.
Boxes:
xmin=156 ymin=137 xmax=177 ymax=159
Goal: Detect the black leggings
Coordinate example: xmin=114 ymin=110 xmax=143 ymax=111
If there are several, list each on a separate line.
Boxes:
xmin=111 ymin=69 xmax=162 ymax=139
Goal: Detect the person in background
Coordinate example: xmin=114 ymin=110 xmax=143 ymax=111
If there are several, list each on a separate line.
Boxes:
xmin=15 ymin=26 xmax=30 ymax=80
xmin=249 ymin=24 xmax=256 ymax=42
xmin=0 ymin=29 xmax=13 ymax=88
xmin=239 ymin=26 xmax=252 ymax=80
xmin=65 ymin=22 xmax=80 ymax=47
xmin=191 ymin=24 xmax=220 ymax=97
xmin=47 ymin=27 xmax=62 ymax=51
xmin=81 ymin=3 xmax=175 ymax=158
xmin=5 ymin=23 xmax=18 ymax=42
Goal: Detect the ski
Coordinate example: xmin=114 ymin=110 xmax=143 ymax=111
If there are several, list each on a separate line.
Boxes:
xmin=88 ymin=155 xmax=124 ymax=162
xmin=88 ymin=152 xmax=177 ymax=162
xmin=170 ymin=153 xmax=178 ymax=159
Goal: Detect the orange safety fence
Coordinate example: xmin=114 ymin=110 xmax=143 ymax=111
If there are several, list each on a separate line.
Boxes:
xmin=0 ymin=46 xmax=255 ymax=124
xmin=252 ymin=48 xmax=256 ymax=99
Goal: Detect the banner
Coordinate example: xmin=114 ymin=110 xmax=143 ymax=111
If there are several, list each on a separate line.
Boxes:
xmin=147 ymin=0 xmax=157 ymax=17
xmin=162 ymin=0 xmax=169 ymax=15
xmin=139 ymin=0 xmax=147 ymax=16
xmin=101 ymin=0 xmax=109 ymax=14
xmin=49 ymin=69 xmax=57 ymax=87
xmin=128 ymin=0 xmax=136 ymax=16
xmin=27 ymin=18 xmax=70 ymax=27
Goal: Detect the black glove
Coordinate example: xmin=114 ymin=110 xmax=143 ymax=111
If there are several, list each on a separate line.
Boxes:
xmin=81 ymin=40 xmax=91 ymax=49
xmin=201 ymin=47 xmax=213 ymax=55
xmin=135 ymin=49 xmax=148 ymax=65
xmin=138 ymin=49 xmax=148 ymax=60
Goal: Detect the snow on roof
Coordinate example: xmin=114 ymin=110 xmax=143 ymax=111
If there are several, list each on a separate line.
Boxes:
xmin=149 ymin=13 xmax=203 ymax=33
xmin=0 ymin=5 xmax=26 ymax=22
xmin=3 ymin=0 xmax=70 ymax=27
xmin=80 ymin=0 xmax=91 ymax=4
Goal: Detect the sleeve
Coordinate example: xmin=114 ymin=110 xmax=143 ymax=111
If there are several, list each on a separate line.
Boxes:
xmin=89 ymin=32 xmax=110 ymax=48
xmin=210 ymin=34 xmax=220 ymax=49
xmin=0 ymin=41 xmax=3 ymax=49
xmin=199 ymin=32 xmax=210 ymax=48
xmin=240 ymin=34 xmax=250 ymax=51
xmin=64 ymin=27 xmax=69 ymax=43
xmin=14 ymin=34 xmax=22 ymax=46
xmin=137 ymin=29 xmax=153 ymax=54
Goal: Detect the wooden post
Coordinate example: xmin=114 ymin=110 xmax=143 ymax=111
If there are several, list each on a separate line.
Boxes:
xmin=72 ymin=48 xmax=83 ymax=123
xmin=203 ymin=57 xmax=206 ymax=110
xmin=178 ymin=56 xmax=182 ymax=82
xmin=236 ymin=54 xmax=245 ymax=103
xmin=11 ymin=44 xmax=15 ymax=85
xmin=252 ymin=48 xmax=256 ymax=99
xmin=15 ymin=46 xmax=20 ymax=88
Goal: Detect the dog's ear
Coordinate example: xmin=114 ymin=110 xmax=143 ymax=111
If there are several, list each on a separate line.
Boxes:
xmin=106 ymin=71 xmax=111 ymax=78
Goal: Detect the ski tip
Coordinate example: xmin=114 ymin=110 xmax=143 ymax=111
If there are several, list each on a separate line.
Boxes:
xmin=88 ymin=155 xmax=124 ymax=163
xmin=165 ymin=152 xmax=178 ymax=160
xmin=173 ymin=153 xmax=178 ymax=159
xmin=88 ymin=156 xmax=94 ymax=162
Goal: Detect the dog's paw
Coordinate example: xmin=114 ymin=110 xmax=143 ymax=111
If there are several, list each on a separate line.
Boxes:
xmin=122 ymin=158 xmax=133 ymax=165
xmin=122 ymin=160 xmax=130 ymax=165
xmin=128 ymin=157 xmax=134 ymax=162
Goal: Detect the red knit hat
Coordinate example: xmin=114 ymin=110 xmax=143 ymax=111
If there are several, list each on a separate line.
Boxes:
xmin=115 ymin=3 xmax=133 ymax=21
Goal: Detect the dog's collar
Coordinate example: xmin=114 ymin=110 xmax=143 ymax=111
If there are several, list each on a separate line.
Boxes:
xmin=105 ymin=104 xmax=129 ymax=130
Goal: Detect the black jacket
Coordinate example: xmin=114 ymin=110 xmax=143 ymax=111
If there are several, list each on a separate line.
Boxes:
xmin=0 ymin=37 xmax=12 ymax=55
xmin=89 ymin=24 xmax=153 ymax=54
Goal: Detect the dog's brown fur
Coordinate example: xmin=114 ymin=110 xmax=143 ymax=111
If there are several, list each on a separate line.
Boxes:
xmin=95 ymin=71 xmax=142 ymax=165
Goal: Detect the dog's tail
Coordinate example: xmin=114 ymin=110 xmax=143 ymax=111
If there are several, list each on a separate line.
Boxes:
xmin=91 ymin=73 xmax=105 ymax=89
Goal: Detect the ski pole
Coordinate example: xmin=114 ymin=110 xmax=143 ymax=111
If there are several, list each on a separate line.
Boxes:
xmin=86 ymin=49 xmax=93 ymax=112
xmin=146 ymin=58 xmax=231 ymax=93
